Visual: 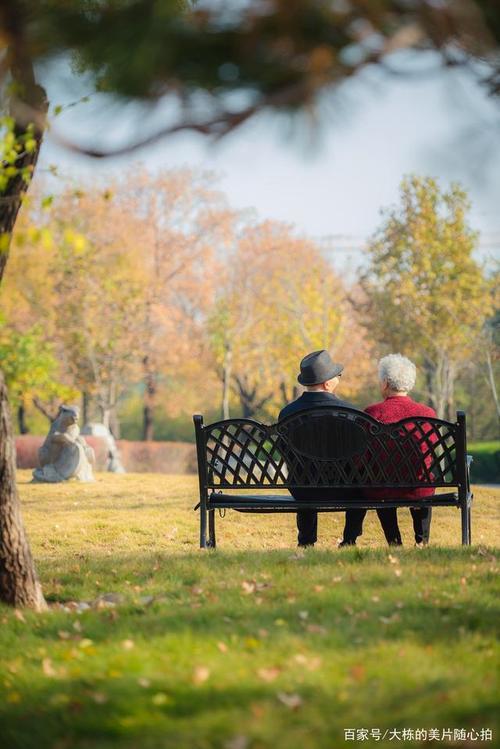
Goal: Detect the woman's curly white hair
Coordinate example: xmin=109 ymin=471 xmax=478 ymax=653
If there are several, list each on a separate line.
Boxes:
xmin=378 ymin=354 xmax=416 ymax=393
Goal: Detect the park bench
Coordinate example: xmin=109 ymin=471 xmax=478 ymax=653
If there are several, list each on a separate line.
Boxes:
xmin=193 ymin=406 xmax=473 ymax=548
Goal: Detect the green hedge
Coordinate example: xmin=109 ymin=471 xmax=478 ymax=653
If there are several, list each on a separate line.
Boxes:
xmin=468 ymin=441 xmax=500 ymax=484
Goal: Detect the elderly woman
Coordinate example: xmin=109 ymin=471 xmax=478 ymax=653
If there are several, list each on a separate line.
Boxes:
xmin=341 ymin=354 xmax=437 ymax=546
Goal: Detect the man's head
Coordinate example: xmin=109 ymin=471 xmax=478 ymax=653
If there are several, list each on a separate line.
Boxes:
xmin=297 ymin=350 xmax=343 ymax=392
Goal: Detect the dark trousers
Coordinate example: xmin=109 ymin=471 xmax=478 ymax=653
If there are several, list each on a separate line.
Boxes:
xmin=293 ymin=488 xmax=358 ymax=546
xmin=343 ymin=506 xmax=432 ymax=545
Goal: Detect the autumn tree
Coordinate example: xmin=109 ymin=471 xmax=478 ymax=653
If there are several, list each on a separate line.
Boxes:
xmin=117 ymin=169 xmax=231 ymax=440
xmin=209 ymin=221 xmax=369 ymax=419
xmin=360 ymin=175 xmax=492 ymax=419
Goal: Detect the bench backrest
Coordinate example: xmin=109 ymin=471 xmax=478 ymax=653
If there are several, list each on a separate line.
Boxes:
xmin=194 ymin=407 xmax=467 ymax=491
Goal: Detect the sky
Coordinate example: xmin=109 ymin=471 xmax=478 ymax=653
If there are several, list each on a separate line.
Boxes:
xmin=37 ymin=54 xmax=500 ymax=271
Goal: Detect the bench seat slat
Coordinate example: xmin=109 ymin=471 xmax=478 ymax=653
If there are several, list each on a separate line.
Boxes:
xmin=208 ymin=492 xmax=460 ymax=511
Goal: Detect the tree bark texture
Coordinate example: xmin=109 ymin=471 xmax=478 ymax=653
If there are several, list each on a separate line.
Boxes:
xmin=0 ymin=372 xmax=46 ymax=609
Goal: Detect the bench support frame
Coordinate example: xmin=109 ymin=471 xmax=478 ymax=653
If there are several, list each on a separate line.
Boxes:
xmin=193 ymin=410 xmax=473 ymax=548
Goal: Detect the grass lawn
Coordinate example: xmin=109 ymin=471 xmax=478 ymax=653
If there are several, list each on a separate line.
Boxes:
xmin=1 ymin=473 xmax=499 ymax=749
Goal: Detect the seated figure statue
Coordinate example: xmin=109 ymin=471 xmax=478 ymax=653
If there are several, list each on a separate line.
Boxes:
xmin=33 ymin=405 xmax=95 ymax=483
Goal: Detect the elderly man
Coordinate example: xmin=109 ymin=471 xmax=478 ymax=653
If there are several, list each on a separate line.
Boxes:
xmin=279 ymin=350 xmax=357 ymax=547
xmin=341 ymin=353 xmax=436 ymax=546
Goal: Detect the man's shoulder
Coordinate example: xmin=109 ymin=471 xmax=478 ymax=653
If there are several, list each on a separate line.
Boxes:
xmin=279 ymin=393 xmax=358 ymax=420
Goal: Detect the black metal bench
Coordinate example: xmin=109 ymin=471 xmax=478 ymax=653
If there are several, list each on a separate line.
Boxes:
xmin=193 ymin=406 xmax=473 ymax=548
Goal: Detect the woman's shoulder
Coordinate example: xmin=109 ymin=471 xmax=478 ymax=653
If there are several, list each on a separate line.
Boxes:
xmin=364 ymin=400 xmax=386 ymax=417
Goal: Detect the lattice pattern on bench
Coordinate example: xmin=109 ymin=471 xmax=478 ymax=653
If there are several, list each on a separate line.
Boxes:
xmin=203 ymin=408 xmax=458 ymax=489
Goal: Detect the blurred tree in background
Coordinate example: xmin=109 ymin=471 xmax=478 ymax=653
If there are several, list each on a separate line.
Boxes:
xmin=360 ymin=175 xmax=493 ymax=419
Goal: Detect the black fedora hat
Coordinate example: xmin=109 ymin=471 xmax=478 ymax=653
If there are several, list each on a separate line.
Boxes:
xmin=297 ymin=350 xmax=343 ymax=386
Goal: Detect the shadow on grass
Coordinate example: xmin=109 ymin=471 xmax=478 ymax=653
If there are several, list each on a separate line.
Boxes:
xmin=1 ymin=672 xmax=498 ymax=749
xmin=31 ymin=546 xmax=499 ymax=650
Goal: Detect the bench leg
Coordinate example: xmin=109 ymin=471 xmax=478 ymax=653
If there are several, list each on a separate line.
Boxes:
xmin=208 ymin=509 xmax=216 ymax=549
xmin=200 ymin=503 xmax=208 ymax=548
xmin=468 ymin=503 xmax=472 ymax=545
xmin=461 ymin=502 xmax=471 ymax=546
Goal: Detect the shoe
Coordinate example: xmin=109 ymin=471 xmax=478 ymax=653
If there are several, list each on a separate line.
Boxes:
xmin=338 ymin=540 xmax=356 ymax=547
xmin=298 ymin=543 xmax=315 ymax=548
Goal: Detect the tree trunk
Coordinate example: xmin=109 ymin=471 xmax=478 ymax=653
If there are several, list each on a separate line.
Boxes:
xmin=81 ymin=391 xmax=90 ymax=425
xmin=0 ymin=4 xmax=49 ymax=609
xmin=485 ymin=348 xmax=500 ymax=423
xmin=221 ymin=346 xmax=232 ymax=420
xmin=0 ymin=372 xmax=46 ymax=610
xmin=142 ymin=356 xmax=156 ymax=440
xmin=17 ymin=401 xmax=29 ymax=434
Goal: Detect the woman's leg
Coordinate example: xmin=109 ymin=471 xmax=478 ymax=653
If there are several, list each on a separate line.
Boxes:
xmin=410 ymin=506 xmax=432 ymax=544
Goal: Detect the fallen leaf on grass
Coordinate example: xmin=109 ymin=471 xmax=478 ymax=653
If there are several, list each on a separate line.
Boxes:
xmin=314 ymin=584 xmax=324 ymax=592
xmin=277 ymin=692 xmax=303 ymax=710
xmin=13 ymin=610 xmax=25 ymax=623
xmin=388 ymin=554 xmax=398 ymax=564
xmin=350 ymin=664 xmax=366 ymax=682
xmin=121 ymin=639 xmax=134 ymax=650
xmin=92 ymin=692 xmax=108 ymax=704
xmin=42 ymin=658 xmax=57 ymax=677
xmin=257 ymin=667 xmax=281 ymax=682
xmin=293 ymin=654 xmax=322 ymax=671
xmin=217 ymin=641 xmax=228 ymax=653
xmin=224 ymin=736 xmax=249 ymax=749
xmin=138 ymin=678 xmax=151 ymax=688
xmin=193 ymin=666 xmax=210 ymax=685
xmin=394 ymin=569 xmax=402 ymax=577
xmin=305 ymin=623 xmax=327 ymax=635
xmin=152 ymin=692 xmax=171 ymax=706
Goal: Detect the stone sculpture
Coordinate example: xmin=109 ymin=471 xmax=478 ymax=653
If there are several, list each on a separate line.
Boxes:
xmin=32 ymin=405 xmax=95 ymax=483
xmin=81 ymin=422 xmax=126 ymax=473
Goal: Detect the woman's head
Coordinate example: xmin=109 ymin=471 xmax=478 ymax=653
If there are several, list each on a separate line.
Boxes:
xmin=378 ymin=354 xmax=416 ymax=397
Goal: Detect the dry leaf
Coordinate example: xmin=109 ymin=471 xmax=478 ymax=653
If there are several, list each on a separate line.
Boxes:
xmin=138 ymin=677 xmax=151 ymax=688
xmin=193 ymin=666 xmax=210 ymax=685
xmin=350 ymin=664 xmax=366 ymax=682
xmin=388 ymin=554 xmax=398 ymax=564
xmin=58 ymin=630 xmax=71 ymax=640
xmin=14 ymin=610 xmax=25 ymax=623
xmin=277 ymin=692 xmax=303 ymax=710
xmin=225 ymin=736 xmax=249 ymax=749
xmin=217 ymin=641 xmax=228 ymax=653
xmin=92 ymin=692 xmax=108 ymax=704
xmin=122 ymin=639 xmax=134 ymax=650
xmin=42 ymin=658 xmax=57 ymax=677
xmin=314 ymin=584 xmax=324 ymax=592
xmin=394 ymin=569 xmax=402 ymax=577
xmin=152 ymin=692 xmax=170 ymax=706
xmin=241 ymin=580 xmax=256 ymax=594
xmin=306 ymin=623 xmax=327 ymax=635
xmin=257 ymin=667 xmax=281 ymax=682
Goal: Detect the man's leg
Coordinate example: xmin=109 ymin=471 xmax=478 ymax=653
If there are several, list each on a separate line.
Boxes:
xmin=410 ymin=506 xmax=432 ymax=545
xmin=376 ymin=508 xmax=402 ymax=545
xmin=341 ymin=509 xmax=367 ymax=545
xmin=297 ymin=510 xmax=317 ymax=547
